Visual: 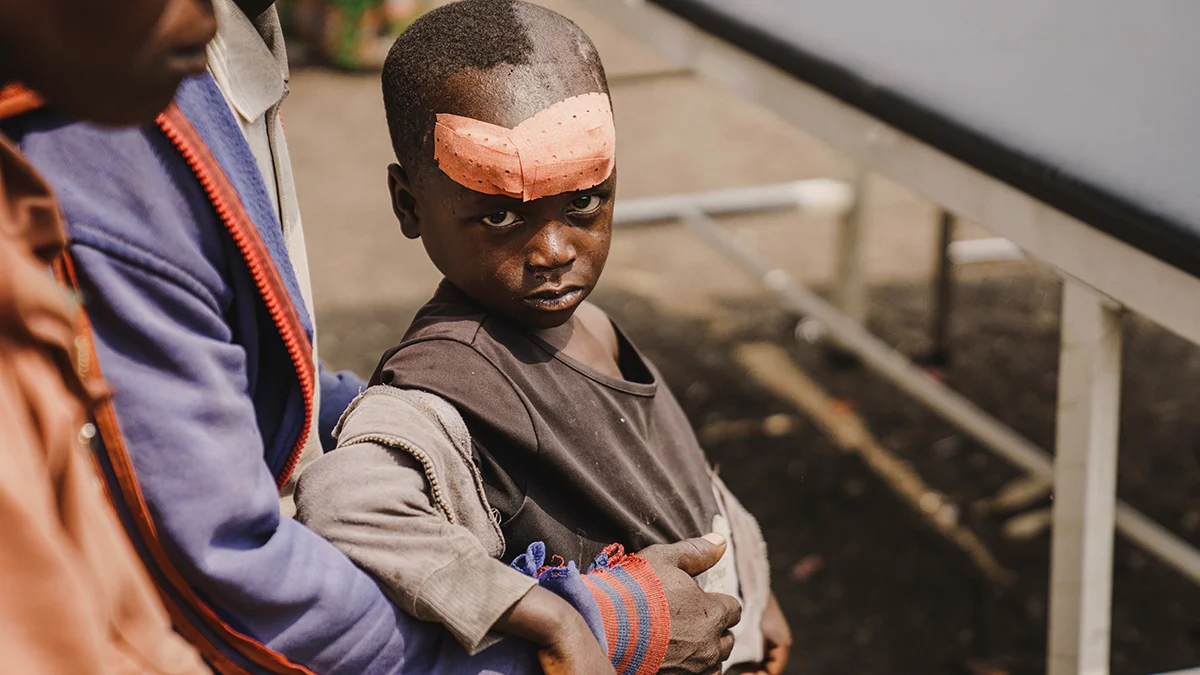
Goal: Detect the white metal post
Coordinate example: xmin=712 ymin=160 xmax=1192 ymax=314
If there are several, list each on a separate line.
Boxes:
xmin=1048 ymin=280 xmax=1123 ymax=675
xmin=929 ymin=210 xmax=956 ymax=366
xmin=833 ymin=165 xmax=869 ymax=324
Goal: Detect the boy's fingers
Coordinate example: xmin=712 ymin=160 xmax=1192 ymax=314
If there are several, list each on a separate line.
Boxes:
xmin=764 ymin=638 xmax=790 ymax=675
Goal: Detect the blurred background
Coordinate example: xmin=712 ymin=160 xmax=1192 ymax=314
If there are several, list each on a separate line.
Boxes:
xmin=277 ymin=1 xmax=1200 ymax=673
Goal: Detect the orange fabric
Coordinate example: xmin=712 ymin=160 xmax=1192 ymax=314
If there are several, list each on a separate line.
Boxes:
xmin=433 ymin=92 xmax=615 ymax=201
xmin=0 ymin=131 xmax=209 ymax=675
xmin=0 ymin=83 xmax=45 ymax=120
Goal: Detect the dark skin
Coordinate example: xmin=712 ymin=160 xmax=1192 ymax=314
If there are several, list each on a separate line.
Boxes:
xmin=758 ymin=594 xmax=792 ymax=675
xmin=490 ymin=535 xmax=745 ymax=675
xmin=390 ymin=55 xmax=785 ymax=673
xmin=0 ymin=0 xmax=215 ymax=125
xmin=234 ymin=0 xmax=275 ymax=19
xmin=727 ymin=595 xmax=792 ymax=675
xmin=496 ymin=585 xmax=616 ymax=675
xmin=389 ymin=159 xmax=619 ymax=372
xmin=390 ymin=61 xmax=623 ymax=377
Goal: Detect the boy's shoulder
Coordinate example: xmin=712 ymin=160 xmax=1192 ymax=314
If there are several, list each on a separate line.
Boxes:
xmin=400 ymin=281 xmax=519 ymax=347
xmin=371 ymin=282 xmax=516 ymax=386
xmin=402 ymin=288 xmax=488 ymax=348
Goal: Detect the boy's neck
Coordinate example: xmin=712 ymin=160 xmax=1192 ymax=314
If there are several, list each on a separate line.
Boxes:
xmin=529 ymin=317 xmax=577 ymax=352
xmin=439 ymin=279 xmax=622 ymax=377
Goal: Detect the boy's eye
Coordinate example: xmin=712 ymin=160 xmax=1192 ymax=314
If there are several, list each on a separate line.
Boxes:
xmin=481 ymin=211 xmax=519 ymax=228
xmin=569 ymin=195 xmax=603 ymax=214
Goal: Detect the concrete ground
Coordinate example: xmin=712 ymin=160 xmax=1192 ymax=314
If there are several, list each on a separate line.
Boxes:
xmin=282 ymin=2 xmax=1200 ymax=673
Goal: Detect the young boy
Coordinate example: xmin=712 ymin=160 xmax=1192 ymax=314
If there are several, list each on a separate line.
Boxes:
xmin=295 ymin=1 xmax=791 ymax=673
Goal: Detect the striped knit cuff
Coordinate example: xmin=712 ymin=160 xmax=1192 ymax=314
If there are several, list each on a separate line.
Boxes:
xmin=580 ymin=544 xmax=671 ymax=675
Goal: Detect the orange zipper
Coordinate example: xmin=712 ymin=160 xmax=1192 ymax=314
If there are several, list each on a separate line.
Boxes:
xmin=0 ymin=82 xmax=43 ymax=119
xmin=157 ymin=106 xmax=314 ymax=490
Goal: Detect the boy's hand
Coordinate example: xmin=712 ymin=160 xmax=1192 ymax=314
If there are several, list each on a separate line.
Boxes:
xmin=636 ymin=534 xmax=743 ymax=674
xmin=536 ymin=616 xmax=617 ymax=675
xmin=496 ymin=586 xmax=616 ymax=675
xmin=756 ymin=593 xmax=791 ymax=675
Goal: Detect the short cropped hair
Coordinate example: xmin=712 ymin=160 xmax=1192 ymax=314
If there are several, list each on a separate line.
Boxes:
xmin=381 ymin=0 xmax=606 ymax=173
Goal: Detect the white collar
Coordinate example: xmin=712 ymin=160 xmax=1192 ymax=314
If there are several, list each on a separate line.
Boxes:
xmin=206 ymin=0 xmax=288 ymax=124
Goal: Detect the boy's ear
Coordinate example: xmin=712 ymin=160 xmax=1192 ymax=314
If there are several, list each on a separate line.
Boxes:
xmin=387 ymin=163 xmax=421 ymax=240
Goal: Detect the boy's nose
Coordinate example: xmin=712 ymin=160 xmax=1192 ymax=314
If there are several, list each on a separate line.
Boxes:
xmin=526 ymin=224 xmax=577 ymax=273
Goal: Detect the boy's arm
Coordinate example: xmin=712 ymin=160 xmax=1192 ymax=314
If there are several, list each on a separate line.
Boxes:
xmin=293 ymin=432 xmax=619 ymax=673
xmin=295 ymin=385 xmax=675 ymax=674
xmin=294 ymin=436 xmax=539 ymax=654
xmin=296 ymin=434 xmax=670 ymax=675
xmin=496 ymin=587 xmax=615 ymax=675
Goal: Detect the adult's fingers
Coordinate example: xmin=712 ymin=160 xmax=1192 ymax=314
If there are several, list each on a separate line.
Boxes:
xmin=676 ymin=533 xmax=727 ymax=577
xmin=636 ymin=533 xmax=727 ymax=575
xmin=712 ymin=591 xmax=743 ymax=631
xmin=717 ymin=630 xmax=736 ymax=663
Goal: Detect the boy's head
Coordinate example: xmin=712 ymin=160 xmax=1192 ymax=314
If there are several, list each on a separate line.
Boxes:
xmin=382 ymin=0 xmax=614 ymax=330
xmin=0 ymin=0 xmax=216 ymax=125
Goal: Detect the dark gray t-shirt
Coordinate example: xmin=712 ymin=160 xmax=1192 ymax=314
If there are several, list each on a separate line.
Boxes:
xmin=371 ymin=281 xmax=720 ymax=565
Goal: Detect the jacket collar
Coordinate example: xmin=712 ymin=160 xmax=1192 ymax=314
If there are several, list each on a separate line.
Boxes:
xmin=205 ymin=0 xmax=288 ymax=125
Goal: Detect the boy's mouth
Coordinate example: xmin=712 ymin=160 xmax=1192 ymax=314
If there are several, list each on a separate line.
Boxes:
xmin=522 ymin=286 xmax=585 ymax=312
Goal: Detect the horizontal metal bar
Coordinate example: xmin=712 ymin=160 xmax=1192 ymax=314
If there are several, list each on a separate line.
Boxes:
xmin=678 ymin=207 xmax=1051 ymax=474
xmin=613 ymin=179 xmax=852 ymax=226
xmin=676 ymin=207 xmax=1200 ymax=587
xmin=949 ymin=237 xmax=1026 ymax=265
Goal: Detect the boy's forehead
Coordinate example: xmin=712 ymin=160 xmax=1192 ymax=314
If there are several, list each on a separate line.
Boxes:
xmin=439 ymin=62 xmax=603 ymax=129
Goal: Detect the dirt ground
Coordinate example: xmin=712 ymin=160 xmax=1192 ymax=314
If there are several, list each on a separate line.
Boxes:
xmin=284 ymin=2 xmax=1200 ymax=672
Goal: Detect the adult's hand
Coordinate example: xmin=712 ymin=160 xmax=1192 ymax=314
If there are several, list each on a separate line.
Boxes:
xmin=636 ymin=533 xmax=742 ymax=674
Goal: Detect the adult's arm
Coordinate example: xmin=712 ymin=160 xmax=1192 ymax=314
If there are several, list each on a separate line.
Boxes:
xmin=318 ymin=363 xmax=365 ymax=450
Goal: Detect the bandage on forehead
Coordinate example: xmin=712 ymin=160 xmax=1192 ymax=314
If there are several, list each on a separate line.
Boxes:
xmin=433 ymin=92 xmax=615 ymax=202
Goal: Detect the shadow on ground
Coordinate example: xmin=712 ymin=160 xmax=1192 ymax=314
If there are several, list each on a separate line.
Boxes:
xmin=317 ymin=271 xmax=1200 ymax=675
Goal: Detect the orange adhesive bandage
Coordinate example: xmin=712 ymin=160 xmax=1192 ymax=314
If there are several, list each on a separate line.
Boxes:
xmin=432 ymin=92 xmax=615 ymax=202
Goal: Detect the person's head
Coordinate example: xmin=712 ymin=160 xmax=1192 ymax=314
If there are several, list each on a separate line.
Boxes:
xmin=382 ymin=0 xmax=614 ymax=330
xmin=0 ymin=0 xmax=216 ymax=125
